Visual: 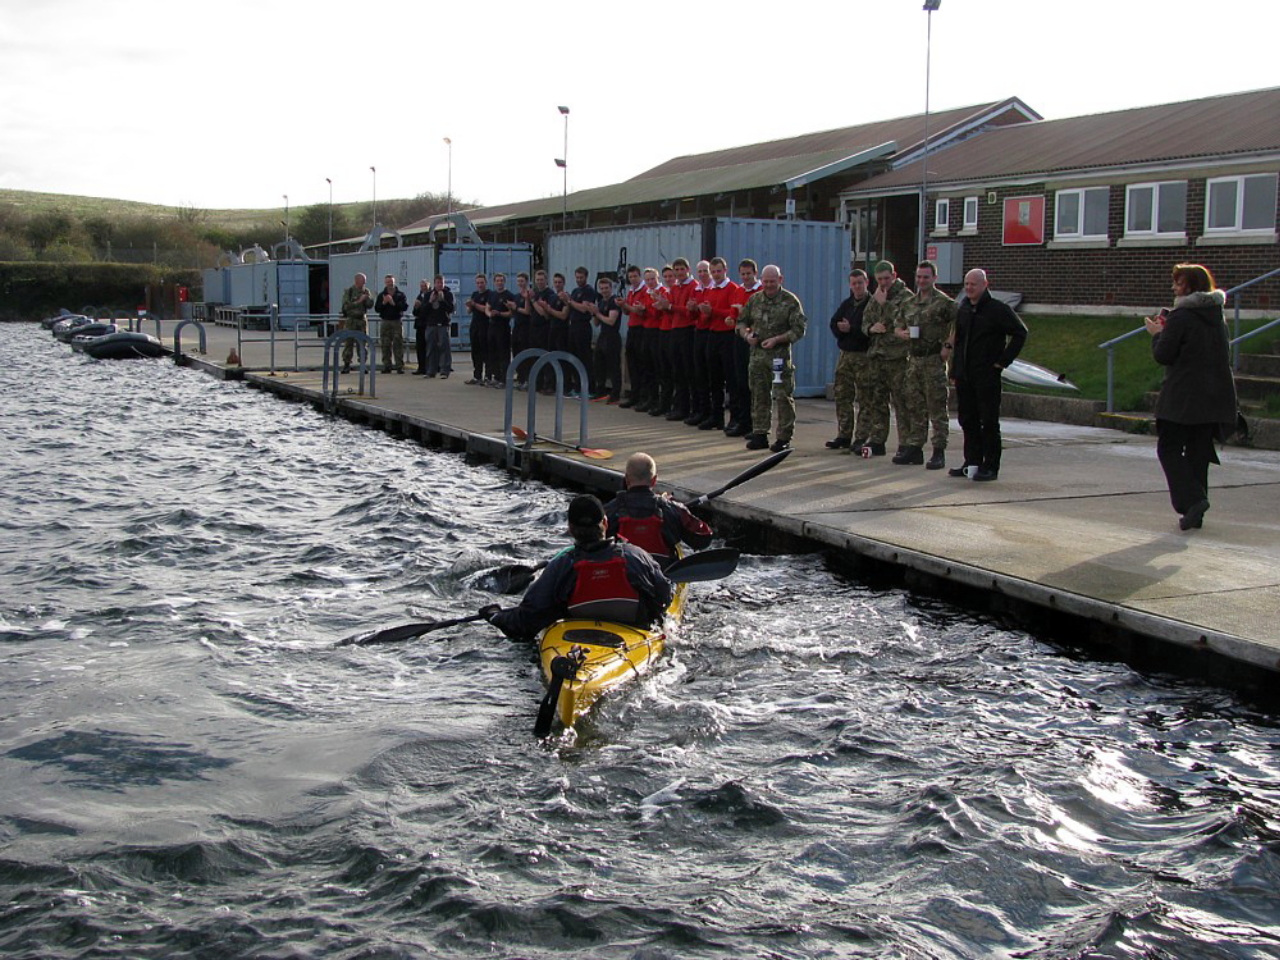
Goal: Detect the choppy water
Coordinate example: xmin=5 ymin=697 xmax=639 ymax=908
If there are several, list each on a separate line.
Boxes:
xmin=2 ymin=322 xmax=1279 ymax=960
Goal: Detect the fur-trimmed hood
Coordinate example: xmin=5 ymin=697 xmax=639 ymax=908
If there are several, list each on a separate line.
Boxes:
xmin=1174 ymin=289 xmax=1227 ymax=311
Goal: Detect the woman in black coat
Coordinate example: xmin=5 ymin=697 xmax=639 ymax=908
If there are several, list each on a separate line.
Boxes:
xmin=1143 ymin=263 xmax=1238 ymax=531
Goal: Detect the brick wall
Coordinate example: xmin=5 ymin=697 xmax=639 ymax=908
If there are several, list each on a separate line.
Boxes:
xmin=933 ymin=180 xmax=1278 ymax=310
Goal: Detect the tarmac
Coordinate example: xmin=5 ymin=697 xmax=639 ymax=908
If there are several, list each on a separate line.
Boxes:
xmin=159 ymin=320 xmax=1280 ymax=681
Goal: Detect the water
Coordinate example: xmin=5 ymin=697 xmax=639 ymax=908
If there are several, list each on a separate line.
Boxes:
xmin=2 ymin=322 xmax=1279 ymax=960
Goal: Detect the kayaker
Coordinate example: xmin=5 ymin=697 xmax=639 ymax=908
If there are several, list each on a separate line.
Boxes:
xmin=483 ymin=495 xmax=674 ymax=642
xmin=605 ymin=453 xmax=713 ymax=567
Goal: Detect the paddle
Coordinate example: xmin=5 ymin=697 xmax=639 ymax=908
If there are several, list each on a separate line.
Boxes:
xmin=337 ymin=611 xmax=493 ymax=648
xmin=688 ymin=447 xmax=791 ymax=507
xmin=511 ymin=425 xmax=612 ymax=459
xmin=481 ymin=450 xmax=788 ymax=594
xmin=664 ymin=547 xmax=739 ymax=583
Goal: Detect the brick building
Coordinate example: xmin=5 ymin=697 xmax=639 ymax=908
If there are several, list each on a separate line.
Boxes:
xmin=840 ymin=87 xmax=1279 ymax=312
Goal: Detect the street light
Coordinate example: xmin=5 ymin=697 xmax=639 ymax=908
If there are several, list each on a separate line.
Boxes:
xmin=282 ymin=194 xmax=290 ymax=245
xmin=920 ymin=0 xmax=941 ymax=261
xmin=325 ymin=177 xmax=333 ymax=253
xmin=556 ymin=105 xmax=569 ymax=229
xmin=443 ymin=137 xmax=452 ymax=216
xmin=370 ymin=165 xmax=377 ymax=227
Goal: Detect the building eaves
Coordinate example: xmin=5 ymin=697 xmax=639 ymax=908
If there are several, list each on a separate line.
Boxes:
xmin=842 ymin=87 xmax=1280 ymax=197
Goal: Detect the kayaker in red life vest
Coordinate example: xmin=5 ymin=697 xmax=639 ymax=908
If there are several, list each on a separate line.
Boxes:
xmin=605 ymin=453 xmax=714 ymax=568
xmin=484 ymin=495 xmax=674 ymax=642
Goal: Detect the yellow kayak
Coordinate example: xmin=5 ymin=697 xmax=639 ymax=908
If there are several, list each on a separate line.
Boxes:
xmin=535 ymin=581 xmax=688 ymax=735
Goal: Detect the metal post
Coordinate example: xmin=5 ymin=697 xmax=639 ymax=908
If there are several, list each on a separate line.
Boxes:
xmin=558 ymin=105 xmax=570 ymax=229
xmin=444 ymin=137 xmax=453 ymax=216
xmin=1106 ymin=348 xmax=1114 ymax=413
xmin=325 ymin=178 xmax=333 ymax=254
xmin=920 ymin=0 xmax=941 ymax=262
xmin=370 ymin=166 xmax=377 ymax=226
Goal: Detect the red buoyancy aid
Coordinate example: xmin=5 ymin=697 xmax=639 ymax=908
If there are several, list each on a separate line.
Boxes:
xmin=615 ymin=514 xmax=672 ymax=562
xmin=568 ymin=555 xmax=642 ymax=623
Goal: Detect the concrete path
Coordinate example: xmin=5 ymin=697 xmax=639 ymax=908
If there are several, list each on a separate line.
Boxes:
xmin=162 ymin=321 xmax=1280 ymax=674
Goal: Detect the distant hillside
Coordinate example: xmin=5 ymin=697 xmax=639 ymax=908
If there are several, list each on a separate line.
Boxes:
xmin=0 ymin=189 xmax=355 ymax=231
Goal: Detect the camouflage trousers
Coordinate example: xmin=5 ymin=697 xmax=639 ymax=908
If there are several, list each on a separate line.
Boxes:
xmin=748 ymin=350 xmax=796 ymax=441
xmin=902 ymin=353 xmax=950 ymax=449
xmin=832 ymin=350 xmax=872 ymax=440
xmin=340 ymin=316 xmax=367 ymax=367
xmin=379 ymin=318 xmax=405 ymax=372
xmin=862 ymin=356 xmax=912 ymax=446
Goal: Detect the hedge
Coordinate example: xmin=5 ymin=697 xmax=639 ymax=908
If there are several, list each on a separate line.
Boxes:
xmin=0 ymin=262 xmax=201 ymax=322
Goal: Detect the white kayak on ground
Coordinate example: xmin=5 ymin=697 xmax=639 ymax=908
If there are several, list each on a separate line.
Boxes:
xmin=1002 ymin=359 xmax=1078 ymax=391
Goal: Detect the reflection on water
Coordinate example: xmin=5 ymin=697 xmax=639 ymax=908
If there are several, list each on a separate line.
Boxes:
xmin=1 ymin=323 xmax=1278 ymax=959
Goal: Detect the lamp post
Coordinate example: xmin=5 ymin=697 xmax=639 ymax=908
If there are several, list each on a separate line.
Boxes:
xmin=370 ymin=165 xmax=377 ymax=227
xmin=283 ymin=194 xmax=289 ymax=242
xmin=920 ymin=0 xmax=941 ymax=262
xmin=325 ymin=177 xmax=333 ymax=253
xmin=443 ymin=137 xmax=453 ymax=216
xmin=556 ymin=105 xmax=569 ymax=229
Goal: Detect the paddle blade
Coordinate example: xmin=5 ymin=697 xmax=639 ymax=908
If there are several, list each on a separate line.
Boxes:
xmin=534 ymin=674 xmax=565 ymax=738
xmin=692 ymin=449 xmax=791 ymax=505
xmin=578 ymin=446 xmax=613 ymax=460
xmin=664 ymin=547 xmax=740 ymax=584
xmin=480 ymin=562 xmax=543 ymax=595
xmin=337 ymin=612 xmax=487 ymax=647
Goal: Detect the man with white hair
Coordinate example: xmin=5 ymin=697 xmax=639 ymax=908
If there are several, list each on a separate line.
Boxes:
xmin=735 ymin=264 xmax=807 ymax=452
xmin=338 ymin=272 xmax=374 ymax=373
xmin=949 ymin=268 xmax=1028 ymax=481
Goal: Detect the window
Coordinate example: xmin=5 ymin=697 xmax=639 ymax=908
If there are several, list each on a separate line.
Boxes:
xmin=962 ymin=196 xmax=979 ymax=231
xmin=1205 ymin=174 xmax=1278 ymax=234
xmin=934 ymin=198 xmax=950 ymax=233
xmin=1125 ymin=181 xmax=1187 ymax=237
xmin=1055 ymin=187 xmax=1109 ymax=239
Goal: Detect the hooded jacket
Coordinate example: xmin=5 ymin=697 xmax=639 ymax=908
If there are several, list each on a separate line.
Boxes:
xmin=1151 ymin=289 xmax=1238 ymax=430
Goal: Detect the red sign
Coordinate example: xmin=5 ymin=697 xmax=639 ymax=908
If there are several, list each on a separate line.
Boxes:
xmin=1002 ymin=196 xmax=1045 ymax=245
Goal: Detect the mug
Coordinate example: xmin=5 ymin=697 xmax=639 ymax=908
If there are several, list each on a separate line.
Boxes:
xmin=965 ymin=465 xmax=980 ymax=479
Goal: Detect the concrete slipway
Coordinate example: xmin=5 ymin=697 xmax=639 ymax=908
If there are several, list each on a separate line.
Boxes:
xmin=164 ymin=322 xmax=1280 ymax=686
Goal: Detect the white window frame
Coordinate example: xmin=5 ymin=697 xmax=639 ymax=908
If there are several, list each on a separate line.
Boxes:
xmin=962 ymin=196 xmax=979 ymax=232
xmin=1204 ymin=173 xmax=1278 ymax=236
xmin=1124 ymin=181 xmax=1187 ymax=238
xmin=1054 ymin=187 xmax=1110 ymax=241
xmin=933 ymin=197 xmax=950 ymax=234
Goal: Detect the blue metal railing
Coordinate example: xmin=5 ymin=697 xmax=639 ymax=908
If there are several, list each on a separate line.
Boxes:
xmin=1098 ymin=266 xmax=1280 ymax=413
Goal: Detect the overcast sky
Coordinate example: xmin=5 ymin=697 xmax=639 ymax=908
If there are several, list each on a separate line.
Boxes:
xmin=1 ymin=0 xmax=1273 ymax=214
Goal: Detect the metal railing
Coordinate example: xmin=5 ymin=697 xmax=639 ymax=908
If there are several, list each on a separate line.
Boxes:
xmin=1098 ymin=266 xmax=1280 ymax=413
xmin=503 ymin=350 xmax=592 ymax=468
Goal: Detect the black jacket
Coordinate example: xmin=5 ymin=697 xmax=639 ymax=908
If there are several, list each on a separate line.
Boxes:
xmin=1152 ymin=289 xmax=1238 ymax=429
xmin=374 ymin=287 xmax=408 ymax=322
xmin=413 ymin=288 xmax=455 ymax=328
xmin=829 ymin=293 xmax=871 ymax=352
xmin=953 ymin=290 xmax=1027 ymax=378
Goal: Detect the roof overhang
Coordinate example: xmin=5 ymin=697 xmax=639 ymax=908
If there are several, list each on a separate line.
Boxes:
xmin=784 ymin=141 xmax=897 ymax=191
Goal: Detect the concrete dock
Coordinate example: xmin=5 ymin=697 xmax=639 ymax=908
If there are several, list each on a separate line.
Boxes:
xmin=162 ymin=321 xmax=1280 ymax=681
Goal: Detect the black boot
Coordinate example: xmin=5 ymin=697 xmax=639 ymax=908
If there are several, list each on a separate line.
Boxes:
xmin=825 ymin=436 xmax=851 ymax=449
xmin=892 ymin=445 xmax=924 ymax=465
xmin=926 ymin=447 xmax=946 ymax=470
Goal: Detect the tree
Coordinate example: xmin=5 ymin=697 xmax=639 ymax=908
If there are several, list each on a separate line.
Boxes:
xmin=293 ymin=203 xmax=349 ymax=247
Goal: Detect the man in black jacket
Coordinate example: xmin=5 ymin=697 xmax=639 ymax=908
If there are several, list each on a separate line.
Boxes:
xmin=950 ymin=268 xmax=1028 ymax=481
xmin=413 ymin=275 xmax=455 ymax=377
xmin=374 ymin=274 xmax=408 ymax=373
xmin=826 ymin=269 xmax=873 ymax=450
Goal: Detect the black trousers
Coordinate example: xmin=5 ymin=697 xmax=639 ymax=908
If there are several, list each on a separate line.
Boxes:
xmin=665 ymin=326 xmax=694 ymax=414
xmin=705 ymin=332 xmax=734 ymax=422
xmin=728 ymin=335 xmax=753 ymax=429
xmin=690 ymin=328 xmax=710 ymax=416
xmin=1156 ymin=419 xmax=1218 ymax=515
xmin=955 ymin=368 xmax=1004 ymax=473
xmin=414 ymin=323 xmax=427 ymax=371
xmin=568 ymin=321 xmax=593 ymax=394
xmin=469 ymin=316 xmax=489 ymax=380
xmin=594 ymin=333 xmax=623 ymax=399
xmin=625 ymin=325 xmax=647 ymax=400
xmin=511 ymin=321 xmax=531 ymax=383
xmin=487 ymin=321 xmax=511 ymax=384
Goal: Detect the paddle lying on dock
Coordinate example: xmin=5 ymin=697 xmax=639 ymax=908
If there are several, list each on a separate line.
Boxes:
xmin=340 ymin=549 xmax=740 ymax=649
xmin=510 ymin=426 xmax=612 ymax=459
xmin=482 ymin=450 xmax=789 ymax=594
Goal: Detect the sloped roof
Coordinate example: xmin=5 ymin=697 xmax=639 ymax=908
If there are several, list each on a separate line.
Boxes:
xmin=844 ymin=87 xmax=1280 ymax=195
xmin=409 ymin=98 xmax=1038 ymax=230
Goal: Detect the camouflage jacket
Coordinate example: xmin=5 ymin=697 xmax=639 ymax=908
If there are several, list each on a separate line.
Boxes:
xmin=341 ymin=284 xmax=373 ymax=320
xmin=903 ymin=287 xmax=956 ymax=357
xmin=735 ymin=287 xmax=806 ymax=356
xmin=862 ymin=278 xmax=912 ymax=360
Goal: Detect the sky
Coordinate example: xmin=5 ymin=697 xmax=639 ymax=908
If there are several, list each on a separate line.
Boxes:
xmin=1 ymin=0 xmax=1274 ymax=215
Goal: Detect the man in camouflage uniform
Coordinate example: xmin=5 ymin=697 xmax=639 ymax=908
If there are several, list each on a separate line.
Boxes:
xmin=859 ymin=261 xmax=914 ymax=459
xmin=374 ymin=273 xmax=408 ymax=374
xmin=901 ymin=260 xmax=956 ymax=469
xmin=826 ymin=268 xmax=872 ymax=450
xmin=736 ymin=264 xmax=806 ymax=452
xmin=339 ymin=272 xmax=374 ymax=373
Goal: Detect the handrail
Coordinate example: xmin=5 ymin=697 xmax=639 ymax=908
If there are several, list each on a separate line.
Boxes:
xmin=1226 ymin=266 xmax=1280 ymax=369
xmin=1098 ymin=265 xmax=1280 ymax=411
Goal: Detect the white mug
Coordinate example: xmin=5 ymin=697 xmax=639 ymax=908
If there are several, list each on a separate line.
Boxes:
xmin=965 ymin=465 xmax=980 ymax=479
xmin=909 ymin=325 xmax=921 ymax=339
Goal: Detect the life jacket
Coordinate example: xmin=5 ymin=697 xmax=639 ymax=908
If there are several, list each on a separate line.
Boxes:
xmin=616 ymin=514 xmax=672 ymax=563
xmin=568 ymin=554 xmax=642 ymax=623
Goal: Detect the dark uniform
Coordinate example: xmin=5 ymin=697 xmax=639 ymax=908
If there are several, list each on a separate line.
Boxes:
xmin=567 ymin=282 xmax=599 ymax=396
xmin=828 ymin=291 xmax=872 ymax=446
xmin=374 ymin=283 xmax=408 ymax=373
xmin=952 ymin=289 xmax=1028 ymax=478
xmin=488 ymin=287 xmax=516 ymax=387
xmin=466 ymin=286 xmax=494 ymax=384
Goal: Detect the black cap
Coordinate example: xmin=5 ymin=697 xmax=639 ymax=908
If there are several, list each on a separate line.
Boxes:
xmin=567 ymin=494 xmax=605 ymax=528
